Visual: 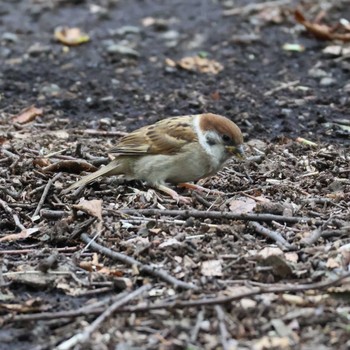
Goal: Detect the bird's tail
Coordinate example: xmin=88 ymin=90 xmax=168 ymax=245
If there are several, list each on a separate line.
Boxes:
xmin=64 ymin=160 xmax=121 ymax=192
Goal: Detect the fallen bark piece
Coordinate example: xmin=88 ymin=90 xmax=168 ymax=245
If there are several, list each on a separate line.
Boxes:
xmin=12 ymin=105 xmax=43 ymax=124
xmin=42 ymin=160 xmax=97 ymax=174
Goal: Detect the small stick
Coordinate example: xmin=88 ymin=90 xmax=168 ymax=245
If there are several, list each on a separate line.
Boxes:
xmin=301 ymin=217 xmax=335 ymax=245
xmin=56 ymin=284 xmax=151 ymax=350
xmin=322 ymin=228 xmax=350 ymax=238
xmin=249 ymin=221 xmax=295 ymax=250
xmin=40 ymin=209 xmax=68 ymax=219
xmin=3 ymin=272 xmax=350 ymax=323
xmin=192 ymin=191 xmax=213 ymax=208
xmin=80 ymin=233 xmax=197 ymax=290
xmin=301 ymin=228 xmax=322 ymax=246
xmin=264 ymin=80 xmax=300 ymax=97
xmin=191 ymin=309 xmax=205 ymax=342
xmin=31 ymin=173 xmax=62 ymax=219
xmin=0 ymin=198 xmax=26 ymax=231
xmin=29 ymin=185 xmax=46 ymax=196
xmin=119 ymin=272 xmax=350 ymax=311
xmin=223 ymin=0 xmax=290 ymax=16
xmin=1 ymin=149 xmax=19 ymax=160
xmin=72 ymin=129 xmax=127 ymax=137
xmin=120 ymin=208 xmax=322 ymax=225
xmin=215 ymin=305 xmax=235 ymax=350
xmin=8 ymin=272 xmax=350 ymax=323
xmin=296 ymin=137 xmax=318 ymax=147
xmin=0 ymin=246 xmax=78 ymax=255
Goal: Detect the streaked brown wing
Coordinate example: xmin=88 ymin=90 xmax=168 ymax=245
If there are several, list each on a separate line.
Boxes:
xmin=110 ymin=116 xmax=197 ymax=155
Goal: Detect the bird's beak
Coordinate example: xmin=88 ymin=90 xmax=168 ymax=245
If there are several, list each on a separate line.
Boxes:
xmin=226 ymin=144 xmax=245 ymax=159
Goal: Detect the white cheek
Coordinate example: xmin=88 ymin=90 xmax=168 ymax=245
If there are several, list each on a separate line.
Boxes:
xmin=193 ymin=116 xmax=208 ymax=150
xmin=193 ymin=117 xmax=228 ymax=170
xmin=207 ymin=143 xmax=227 ymax=169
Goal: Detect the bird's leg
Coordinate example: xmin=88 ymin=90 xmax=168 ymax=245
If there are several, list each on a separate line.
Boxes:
xmin=155 ymin=184 xmax=192 ymax=204
xmin=177 ymin=182 xmax=224 ymax=195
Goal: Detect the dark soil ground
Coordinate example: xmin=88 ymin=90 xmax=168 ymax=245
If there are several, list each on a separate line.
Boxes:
xmin=0 ymin=0 xmax=350 ymax=349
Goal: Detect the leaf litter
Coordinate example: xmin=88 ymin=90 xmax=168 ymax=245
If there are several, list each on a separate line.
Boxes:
xmin=0 ymin=0 xmax=350 ymax=349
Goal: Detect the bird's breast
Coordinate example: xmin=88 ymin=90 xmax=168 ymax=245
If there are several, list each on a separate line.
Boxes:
xmin=131 ymin=144 xmax=222 ymax=185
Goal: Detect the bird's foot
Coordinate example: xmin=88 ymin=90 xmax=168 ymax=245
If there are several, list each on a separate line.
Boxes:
xmin=155 ymin=184 xmax=192 ymax=204
xmin=177 ymin=182 xmax=224 ymax=195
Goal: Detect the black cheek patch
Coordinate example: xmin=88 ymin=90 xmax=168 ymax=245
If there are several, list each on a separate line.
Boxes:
xmin=206 ymin=137 xmax=216 ymax=146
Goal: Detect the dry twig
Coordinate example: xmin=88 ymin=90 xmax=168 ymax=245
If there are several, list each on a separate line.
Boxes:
xmin=0 ymin=198 xmax=26 ymax=231
xmin=191 ymin=308 xmax=205 ymax=342
xmin=223 ymin=0 xmax=290 ymax=16
xmin=6 ymin=272 xmax=350 ymax=324
xmin=80 ymin=233 xmax=197 ymax=290
xmin=249 ymin=221 xmax=295 ymax=250
xmin=120 ymin=208 xmax=322 ymax=225
xmin=264 ymin=80 xmax=300 ymax=96
xmin=71 ymin=129 xmax=127 ymax=137
xmin=31 ymin=173 xmax=62 ymax=219
xmin=215 ymin=305 xmax=236 ymax=350
xmin=56 ymin=284 xmax=151 ymax=350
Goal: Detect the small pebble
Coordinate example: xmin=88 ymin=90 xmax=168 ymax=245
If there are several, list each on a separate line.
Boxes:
xmin=112 ymin=26 xmax=141 ymax=36
xmin=308 ymin=67 xmax=327 ymax=78
xmin=0 ymin=47 xmax=11 ymax=58
xmin=106 ymin=44 xmax=140 ymax=58
xmin=2 ymin=32 xmax=19 ymax=43
xmin=28 ymin=43 xmax=51 ymax=56
xmin=320 ymin=77 xmax=336 ymax=86
xmin=40 ymin=83 xmax=61 ymax=96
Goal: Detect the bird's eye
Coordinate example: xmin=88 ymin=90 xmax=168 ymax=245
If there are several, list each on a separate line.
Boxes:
xmin=222 ymin=135 xmax=231 ymax=142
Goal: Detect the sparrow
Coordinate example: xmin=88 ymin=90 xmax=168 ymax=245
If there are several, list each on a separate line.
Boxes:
xmin=66 ymin=113 xmax=244 ymax=203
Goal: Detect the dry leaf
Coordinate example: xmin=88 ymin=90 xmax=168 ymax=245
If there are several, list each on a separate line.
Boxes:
xmin=326 ymin=257 xmax=341 ymax=269
xmin=257 ymin=7 xmax=284 ymax=24
xmin=282 ymin=294 xmax=306 ymax=306
xmin=240 ymin=298 xmax=257 ymax=310
xmin=222 ymin=285 xmax=253 ymax=297
xmin=42 ymin=160 xmax=97 ymax=174
xmin=159 ymin=238 xmax=183 ymax=248
xmin=259 ymin=247 xmax=284 ymax=259
xmin=285 ymin=252 xmax=299 ymax=263
xmin=54 ymin=26 xmax=90 ymax=46
xmin=0 ymin=227 xmax=39 ymax=243
xmin=201 ymin=259 xmax=223 ymax=277
xmin=12 ymin=105 xmax=43 ymax=124
xmin=73 ymin=199 xmax=102 ymax=220
xmin=48 ymin=130 xmax=70 ymax=139
xmin=258 ymin=248 xmax=293 ymax=278
xmin=253 ymin=336 xmax=290 ymax=350
xmin=33 ymin=157 xmax=51 ymax=168
xmin=167 ymin=56 xmax=224 ymax=74
xmin=295 ymin=9 xmax=350 ymax=42
xmin=229 ymin=197 xmax=256 ymax=214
